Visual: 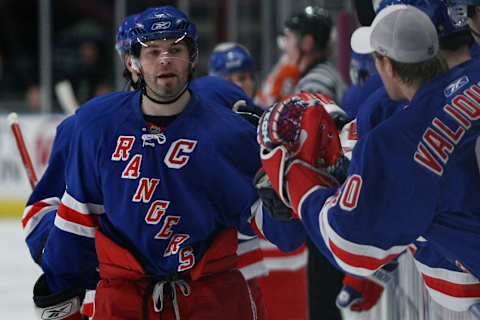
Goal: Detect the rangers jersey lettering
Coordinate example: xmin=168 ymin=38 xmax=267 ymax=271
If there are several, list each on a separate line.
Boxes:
xmin=40 ymin=89 xmax=305 ymax=293
xmin=298 ymin=59 xmax=480 ymax=311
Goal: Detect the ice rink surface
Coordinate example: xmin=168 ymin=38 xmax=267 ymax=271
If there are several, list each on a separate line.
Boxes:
xmin=0 ymin=218 xmax=42 ymax=319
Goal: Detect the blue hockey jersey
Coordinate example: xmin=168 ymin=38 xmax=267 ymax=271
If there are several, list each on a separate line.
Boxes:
xmin=40 ymin=90 xmax=305 ymax=292
xmin=23 ymin=77 xmax=262 ymax=266
xmin=300 ymin=60 xmax=480 ymax=311
xmin=340 ymin=74 xmax=383 ymax=119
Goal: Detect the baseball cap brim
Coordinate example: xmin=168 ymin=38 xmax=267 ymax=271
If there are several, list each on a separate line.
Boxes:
xmin=350 ymin=26 xmax=373 ymax=54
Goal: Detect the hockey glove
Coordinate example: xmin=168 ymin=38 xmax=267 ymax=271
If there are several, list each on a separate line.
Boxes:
xmin=258 ymin=92 xmax=343 ymax=170
xmin=321 ymin=100 xmax=351 ymax=131
xmin=336 ymin=274 xmax=384 ymax=312
xmin=33 ymin=274 xmax=85 ymax=320
xmin=336 ymin=261 xmax=399 ymax=312
xmin=258 ymin=92 xmax=343 ymax=215
xmin=253 ymin=168 xmax=294 ymax=221
xmin=232 ymin=99 xmax=264 ymax=127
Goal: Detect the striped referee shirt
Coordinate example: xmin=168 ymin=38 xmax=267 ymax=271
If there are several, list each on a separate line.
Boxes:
xmin=294 ymin=59 xmax=347 ymax=104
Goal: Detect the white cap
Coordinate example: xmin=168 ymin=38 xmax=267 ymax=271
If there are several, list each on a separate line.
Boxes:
xmin=350 ymin=4 xmax=439 ymax=63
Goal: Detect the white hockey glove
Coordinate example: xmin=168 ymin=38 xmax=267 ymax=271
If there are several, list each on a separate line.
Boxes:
xmin=33 ymin=274 xmax=85 ymax=320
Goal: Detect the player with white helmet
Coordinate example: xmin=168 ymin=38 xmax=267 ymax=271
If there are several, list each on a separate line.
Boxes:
xmin=256 ymin=4 xmax=480 ymax=316
xmin=336 ymin=0 xmax=480 ymax=315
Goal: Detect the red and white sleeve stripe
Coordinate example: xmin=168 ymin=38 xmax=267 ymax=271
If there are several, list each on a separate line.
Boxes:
xmin=22 ymin=197 xmax=60 ymax=238
xmin=318 ymin=194 xmax=406 ymax=276
xmin=410 ymin=250 xmax=480 ymax=311
xmin=237 ymin=237 xmax=269 ymax=280
xmin=249 ymin=199 xmax=267 ymax=240
xmin=54 ymin=192 xmax=104 ymax=238
xmin=260 ymin=240 xmax=307 ymax=272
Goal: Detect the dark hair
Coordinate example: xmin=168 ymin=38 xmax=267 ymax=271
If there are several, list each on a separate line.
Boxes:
xmin=374 ymin=52 xmax=448 ymax=86
xmin=440 ymin=30 xmax=474 ymax=51
xmin=284 ymin=7 xmax=332 ymax=50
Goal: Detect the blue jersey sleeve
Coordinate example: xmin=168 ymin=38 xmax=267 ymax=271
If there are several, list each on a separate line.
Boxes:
xmin=341 ymin=74 xmax=383 ymax=119
xmin=210 ymin=121 xmax=306 ymax=252
xmin=24 ymin=115 xmax=74 ymax=265
xmin=41 ymin=111 xmax=103 ymax=292
xmin=299 ymin=115 xmax=440 ymax=277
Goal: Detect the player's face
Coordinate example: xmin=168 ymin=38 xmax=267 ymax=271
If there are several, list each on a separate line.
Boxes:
xmin=138 ymin=39 xmax=191 ymax=101
xmin=224 ymin=71 xmax=256 ymax=98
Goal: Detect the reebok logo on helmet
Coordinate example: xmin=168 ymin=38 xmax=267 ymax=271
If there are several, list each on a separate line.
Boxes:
xmin=152 ymin=21 xmax=171 ymax=30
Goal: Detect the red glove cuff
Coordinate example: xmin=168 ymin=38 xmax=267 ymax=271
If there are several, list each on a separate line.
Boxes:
xmin=286 ymin=159 xmax=337 ymax=218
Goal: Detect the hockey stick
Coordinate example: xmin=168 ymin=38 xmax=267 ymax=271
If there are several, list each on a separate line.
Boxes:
xmin=55 ymin=80 xmax=79 ymax=115
xmin=7 ymin=112 xmax=37 ymax=189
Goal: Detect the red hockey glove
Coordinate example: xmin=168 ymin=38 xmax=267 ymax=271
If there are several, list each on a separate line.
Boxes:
xmin=336 ymin=274 xmax=384 ymax=312
xmin=33 ymin=274 xmax=85 ymax=320
xmin=258 ymin=93 xmax=344 ymax=216
xmin=258 ymin=92 xmax=342 ymax=169
xmin=336 ymin=261 xmax=399 ymax=312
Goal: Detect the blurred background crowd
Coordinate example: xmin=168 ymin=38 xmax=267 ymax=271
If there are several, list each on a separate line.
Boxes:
xmin=0 ymin=0 xmax=354 ymax=113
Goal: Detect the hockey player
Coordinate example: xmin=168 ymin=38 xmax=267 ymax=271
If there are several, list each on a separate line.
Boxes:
xmin=340 ymin=51 xmax=381 ymax=119
xmin=284 ymin=6 xmax=347 ymax=103
xmin=115 ymin=13 xmax=141 ymax=90
xmin=444 ymin=0 xmax=480 ymax=43
xmin=208 ymin=41 xmax=309 ymax=320
xmin=257 ymin=4 xmax=480 ymax=315
xmin=337 ymin=0 xmax=477 ymax=314
xmin=31 ymin=6 xmax=305 ymax=320
xmin=209 ymin=42 xmax=257 ymax=99
xmin=24 ymin=11 xmax=268 ymax=319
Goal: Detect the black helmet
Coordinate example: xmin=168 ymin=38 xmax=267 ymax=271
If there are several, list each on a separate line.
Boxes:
xmin=284 ymin=6 xmax=332 ymax=49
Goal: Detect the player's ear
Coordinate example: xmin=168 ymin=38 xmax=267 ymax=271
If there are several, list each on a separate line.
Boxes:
xmin=125 ymin=55 xmax=136 ymax=73
xmin=130 ymin=56 xmax=141 ymax=72
xmin=383 ymin=57 xmax=395 ymax=79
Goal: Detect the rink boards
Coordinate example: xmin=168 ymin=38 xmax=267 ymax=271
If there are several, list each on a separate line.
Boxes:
xmin=0 ymin=113 xmax=65 ymax=218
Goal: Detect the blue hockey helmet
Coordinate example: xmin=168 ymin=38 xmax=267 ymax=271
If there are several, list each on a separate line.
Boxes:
xmin=209 ymin=42 xmax=254 ymax=77
xmin=115 ymin=13 xmax=140 ymax=59
xmin=442 ymin=0 xmax=480 ymax=27
xmin=376 ymin=0 xmax=470 ymax=39
xmin=349 ymin=51 xmax=377 ymax=86
xmin=129 ymin=6 xmax=198 ymax=62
